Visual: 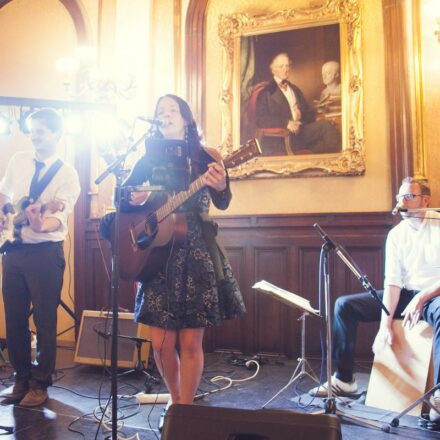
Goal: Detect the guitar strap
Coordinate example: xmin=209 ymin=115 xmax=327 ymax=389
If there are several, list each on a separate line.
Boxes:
xmin=198 ymin=212 xmax=226 ymax=282
xmin=198 ymin=212 xmax=239 ymax=317
xmin=29 ymin=159 xmax=64 ymax=202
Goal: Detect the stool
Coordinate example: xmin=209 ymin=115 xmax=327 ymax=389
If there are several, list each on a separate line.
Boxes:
xmin=365 ymin=320 xmax=433 ymax=416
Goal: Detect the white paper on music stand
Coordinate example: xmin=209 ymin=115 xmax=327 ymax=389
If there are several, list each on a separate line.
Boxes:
xmin=252 ymin=280 xmax=320 ymax=316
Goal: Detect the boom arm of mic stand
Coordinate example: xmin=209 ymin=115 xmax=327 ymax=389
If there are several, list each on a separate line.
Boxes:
xmin=94 ymin=131 xmax=149 ymax=185
xmin=334 ymin=247 xmax=390 ymax=316
xmin=313 ymin=223 xmax=390 ymax=316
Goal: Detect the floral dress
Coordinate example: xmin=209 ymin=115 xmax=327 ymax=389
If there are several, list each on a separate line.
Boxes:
xmin=130 ymin=165 xmax=246 ymax=329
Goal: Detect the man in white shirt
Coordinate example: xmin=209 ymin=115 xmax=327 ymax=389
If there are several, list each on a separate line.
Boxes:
xmin=0 ymin=108 xmax=80 ymax=407
xmin=309 ymin=177 xmax=440 ymax=421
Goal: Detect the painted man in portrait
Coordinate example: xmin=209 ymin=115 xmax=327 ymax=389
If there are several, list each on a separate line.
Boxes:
xmin=255 ymin=53 xmax=341 ymax=155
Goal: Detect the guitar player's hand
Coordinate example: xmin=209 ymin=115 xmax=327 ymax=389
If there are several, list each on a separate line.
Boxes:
xmin=25 ymin=203 xmax=61 ymax=233
xmin=25 ymin=204 xmax=44 ymax=231
xmin=203 ymin=162 xmax=227 ymax=192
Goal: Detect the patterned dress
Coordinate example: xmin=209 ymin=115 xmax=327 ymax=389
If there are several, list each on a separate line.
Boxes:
xmin=131 ymin=169 xmax=246 ymax=330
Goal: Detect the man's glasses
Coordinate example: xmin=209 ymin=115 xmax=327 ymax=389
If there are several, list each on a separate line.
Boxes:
xmin=395 ymin=193 xmax=423 ymax=202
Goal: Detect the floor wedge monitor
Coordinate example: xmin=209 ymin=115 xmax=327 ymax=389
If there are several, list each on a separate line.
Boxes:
xmin=162 ymin=404 xmax=341 ymax=440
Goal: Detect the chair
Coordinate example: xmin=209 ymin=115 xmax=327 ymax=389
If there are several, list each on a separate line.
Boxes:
xmin=255 ymin=128 xmax=294 ymax=155
xmin=365 ymin=320 xmax=434 ymax=416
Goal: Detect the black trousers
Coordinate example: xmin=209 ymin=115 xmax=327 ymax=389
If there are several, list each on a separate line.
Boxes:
xmin=291 ymin=120 xmax=341 ymax=153
xmin=2 ymin=241 xmax=65 ymax=388
xmin=333 ymin=289 xmax=440 ymax=385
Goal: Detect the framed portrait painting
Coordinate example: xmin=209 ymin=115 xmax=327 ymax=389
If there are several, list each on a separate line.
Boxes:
xmin=218 ymin=1 xmax=364 ymax=178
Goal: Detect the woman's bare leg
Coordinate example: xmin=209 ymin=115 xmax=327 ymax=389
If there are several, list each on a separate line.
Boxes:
xmin=150 ymin=326 xmax=180 ymax=403
xmin=178 ymin=328 xmax=205 ymax=404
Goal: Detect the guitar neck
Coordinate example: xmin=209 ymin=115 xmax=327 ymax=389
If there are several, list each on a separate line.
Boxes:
xmin=156 ymin=175 xmax=205 ymax=222
xmin=153 ymin=138 xmax=260 ymax=223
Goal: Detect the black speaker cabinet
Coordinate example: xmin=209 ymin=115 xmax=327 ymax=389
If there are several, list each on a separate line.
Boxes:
xmin=74 ymin=310 xmax=150 ymax=368
xmin=162 ymin=404 xmax=341 ymax=440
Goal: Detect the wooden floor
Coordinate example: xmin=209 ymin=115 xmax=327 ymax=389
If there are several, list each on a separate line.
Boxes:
xmin=0 ymin=346 xmax=439 ymax=439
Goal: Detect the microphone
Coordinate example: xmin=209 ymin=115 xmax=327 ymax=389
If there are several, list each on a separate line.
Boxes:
xmin=313 ymin=223 xmax=337 ymax=250
xmin=392 ymin=203 xmax=406 ymax=215
xmin=137 ymin=116 xmax=169 ymax=127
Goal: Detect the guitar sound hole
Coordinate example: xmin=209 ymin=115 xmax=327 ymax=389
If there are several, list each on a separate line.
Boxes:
xmin=136 ymin=216 xmax=158 ymax=250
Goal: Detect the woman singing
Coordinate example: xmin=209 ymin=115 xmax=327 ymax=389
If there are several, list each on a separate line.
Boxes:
xmin=123 ymin=94 xmax=246 ymax=428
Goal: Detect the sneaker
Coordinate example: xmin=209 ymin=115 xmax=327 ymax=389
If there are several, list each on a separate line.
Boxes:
xmin=429 ymin=390 xmax=440 ymax=422
xmin=308 ymin=374 xmax=358 ymax=397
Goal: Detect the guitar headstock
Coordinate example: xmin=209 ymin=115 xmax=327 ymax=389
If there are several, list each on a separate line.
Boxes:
xmin=223 ymin=138 xmax=262 ymax=169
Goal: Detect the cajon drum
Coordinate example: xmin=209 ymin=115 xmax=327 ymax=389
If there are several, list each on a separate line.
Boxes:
xmin=365 ymin=320 xmax=433 ymax=416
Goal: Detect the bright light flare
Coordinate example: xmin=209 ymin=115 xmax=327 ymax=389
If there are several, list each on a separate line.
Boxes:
xmin=55 ymin=57 xmax=79 ymax=74
xmin=0 ymin=113 xmax=11 ymax=136
xmin=91 ymin=112 xmax=132 ymax=159
xmin=91 ymin=112 xmax=122 ymax=145
xmin=76 ymin=46 xmax=96 ymax=62
xmin=64 ymin=113 xmax=84 ymax=136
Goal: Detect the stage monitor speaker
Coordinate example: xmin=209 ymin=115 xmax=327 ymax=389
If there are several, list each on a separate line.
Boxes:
xmin=162 ymin=404 xmax=341 ymax=440
xmin=74 ymin=310 xmax=150 ymax=369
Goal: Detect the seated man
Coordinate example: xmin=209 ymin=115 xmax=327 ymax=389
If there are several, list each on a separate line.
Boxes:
xmin=309 ymin=177 xmax=440 ymax=422
xmin=255 ymin=52 xmax=341 ymax=154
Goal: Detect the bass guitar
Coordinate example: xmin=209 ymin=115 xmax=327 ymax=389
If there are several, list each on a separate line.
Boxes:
xmin=0 ymin=197 xmax=65 ymax=253
xmin=116 ymin=138 xmax=261 ymax=282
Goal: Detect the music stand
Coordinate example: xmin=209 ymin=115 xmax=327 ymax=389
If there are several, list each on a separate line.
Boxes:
xmin=313 ymin=223 xmax=390 ymax=431
xmin=252 ymin=280 xmax=321 ymax=407
xmin=387 ymin=384 xmax=440 ymax=429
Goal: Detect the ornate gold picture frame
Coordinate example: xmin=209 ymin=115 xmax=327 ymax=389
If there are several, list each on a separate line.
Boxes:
xmin=218 ymin=1 xmax=364 ymax=178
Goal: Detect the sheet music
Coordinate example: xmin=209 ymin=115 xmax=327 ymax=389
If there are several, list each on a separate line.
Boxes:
xmin=252 ymin=280 xmax=320 ymax=316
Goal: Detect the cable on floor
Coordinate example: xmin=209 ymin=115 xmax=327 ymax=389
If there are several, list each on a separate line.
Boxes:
xmin=195 ymin=359 xmax=261 ymax=399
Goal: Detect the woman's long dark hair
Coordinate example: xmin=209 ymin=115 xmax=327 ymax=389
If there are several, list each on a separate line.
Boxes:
xmin=153 ymin=94 xmax=203 ymax=153
xmin=152 ymin=94 xmax=207 ymax=177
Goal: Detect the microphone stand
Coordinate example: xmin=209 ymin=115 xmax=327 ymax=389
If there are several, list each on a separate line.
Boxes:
xmin=313 ymin=224 xmax=389 ymax=316
xmin=94 ymin=130 xmax=150 ymax=440
xmin=312 ymin=223 xmax=390 ymax=431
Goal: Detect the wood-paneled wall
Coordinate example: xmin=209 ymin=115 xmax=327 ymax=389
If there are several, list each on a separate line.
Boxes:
xmin=75 ymin=212 xmax=393 ymax=361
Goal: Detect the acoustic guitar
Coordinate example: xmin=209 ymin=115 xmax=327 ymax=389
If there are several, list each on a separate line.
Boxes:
xmin=0 ymin=197 xmax=65 ymax=253
xmin=116 ymin=138 xmax=261 ymax=282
